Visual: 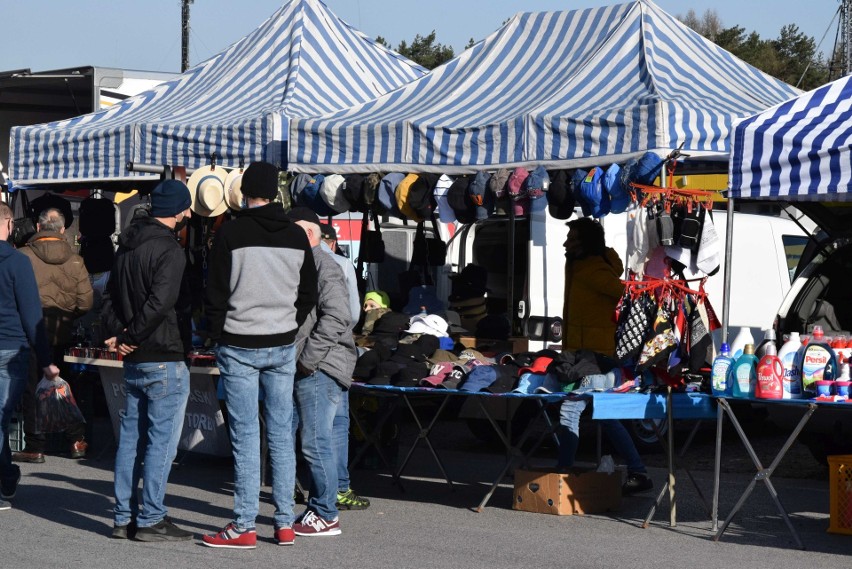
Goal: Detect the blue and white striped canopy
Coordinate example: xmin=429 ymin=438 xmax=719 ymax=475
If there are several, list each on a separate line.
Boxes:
xmin=8 ymin=0 xmax=425 ymax=186
xmin=289 ymin=0 xmax=800 ymax=174
xmin=728 ymin=74 xmax=852 ymax=201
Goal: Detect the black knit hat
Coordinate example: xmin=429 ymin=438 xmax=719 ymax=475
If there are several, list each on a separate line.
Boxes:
xmin=241 ymin=161 xmax=279 ymax=200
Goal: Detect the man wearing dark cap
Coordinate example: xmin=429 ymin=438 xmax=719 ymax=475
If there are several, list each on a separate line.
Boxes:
xmin=203 ymin=163 xmax=318 ymax=549
xmin=101 ymin=179 xmax=194 ymax=542
xmin=290 ymin=207 xmax=359 ymax=535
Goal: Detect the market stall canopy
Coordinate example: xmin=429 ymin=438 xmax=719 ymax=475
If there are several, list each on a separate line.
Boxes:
xmin=728 ymin=74 xmax=852 ymax=202
xmin=8 ymin=0 xmax=425 ymax=187
xmin=289 ymin=0 xmax=800 ymax=175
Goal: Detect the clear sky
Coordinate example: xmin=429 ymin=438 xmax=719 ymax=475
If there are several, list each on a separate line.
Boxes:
xmin=0 ymin=0 xmax=843 ymax=74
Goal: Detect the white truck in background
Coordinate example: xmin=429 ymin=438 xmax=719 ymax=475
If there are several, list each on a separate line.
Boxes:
xmin=0 ymin=65 xmax=176 ymax=186
xmin=446 ymin=198 xmax=810 ymax=354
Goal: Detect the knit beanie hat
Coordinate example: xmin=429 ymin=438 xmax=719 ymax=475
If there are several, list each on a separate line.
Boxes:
xmin=241 ymin=161 xmax=279 ymax=200
xmin=150 ymin=179 xmax=191 ymax=217
xmin=364 ymin=290 xmax=390 ymax=309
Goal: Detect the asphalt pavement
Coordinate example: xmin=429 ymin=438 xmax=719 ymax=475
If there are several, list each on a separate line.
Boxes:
xmin=2 ymin=419 xmax=850 ymax=569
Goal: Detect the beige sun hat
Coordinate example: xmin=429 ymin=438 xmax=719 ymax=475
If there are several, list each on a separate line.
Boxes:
xmin=188 ymin=165 xmax=228 ymax=217
xmin=224 ymin=168 xmax=245 ymax=211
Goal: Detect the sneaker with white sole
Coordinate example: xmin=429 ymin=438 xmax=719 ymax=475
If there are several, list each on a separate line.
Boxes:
xmin=293 ymin=510 xmax=341 ymax=536
xmin=336 ymin=488 xmax=370 ymax=510
xmin=202 ymin=523 xmax=257 ymax=549
xmin=274 ymin=526 xmax=295 ymax=546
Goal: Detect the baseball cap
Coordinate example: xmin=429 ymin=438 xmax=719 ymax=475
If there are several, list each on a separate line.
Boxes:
xmin=512 ymin=372 xmax=562 ymax=394
xmin=419 ymin=361 xmax=456 ymax=387
xmin=518 ymin=355 xmax=555 ymax=376
xmin=287 ymin=206 xmax=320 ymax=226
xmin=405 ymin=314 xmax=449 ymax=338
xmin=435 ymin=365 xmax=468 ymax=390
xmin=459 ymin=365 xmax=497 ymax=392
xmin=320 ymin=223 xmax=337 ymax=240
xmin=484 ymin=365 xmax=519 ymax=393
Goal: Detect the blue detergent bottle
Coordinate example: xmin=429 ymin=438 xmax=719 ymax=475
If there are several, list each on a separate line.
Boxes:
xmin=731 ymin=343 xmax=758 ymax=398
xmin=711 ymin=343 xmax=733 ymax=397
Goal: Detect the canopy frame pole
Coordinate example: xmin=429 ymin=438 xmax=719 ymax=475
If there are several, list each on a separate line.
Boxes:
xmin=721 ymin=197 xmax=735 ymax=344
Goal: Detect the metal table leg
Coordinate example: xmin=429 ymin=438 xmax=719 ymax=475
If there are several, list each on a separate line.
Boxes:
xmin=348 ymin=396 xmax=400 ymax=474
xmin=712 ymin=399 xmax=817 ymax=550
xmin=392 ymin=393 xmax=455 ymax=490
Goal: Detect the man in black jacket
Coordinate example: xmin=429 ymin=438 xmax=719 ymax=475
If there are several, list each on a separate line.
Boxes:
xmin=202 ymin=162 xmax=318 ymax=549
xmin=102 ymin=179 xmax=194 ymax=542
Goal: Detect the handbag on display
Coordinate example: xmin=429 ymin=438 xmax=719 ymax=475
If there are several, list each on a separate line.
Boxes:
xmin=10 ymin=190 xmax=36 ymax=247
xmin=615 ymin=290 xmax=656 ymax=362
xmin=635 ymin=295 xmax=679 ymax=372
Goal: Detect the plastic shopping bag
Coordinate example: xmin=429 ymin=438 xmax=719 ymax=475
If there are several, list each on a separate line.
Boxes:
xmin=34 ymin=376 xmax=85 ymax=434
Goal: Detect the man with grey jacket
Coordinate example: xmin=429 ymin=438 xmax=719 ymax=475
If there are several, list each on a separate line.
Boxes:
xmin=288 ymin=207 xmax=357 ymax=537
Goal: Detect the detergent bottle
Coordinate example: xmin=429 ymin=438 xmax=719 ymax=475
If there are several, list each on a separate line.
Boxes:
xmin=799 ymin=325 xmax=837 ymax=397
xmin=730 ymin=327 xmax=754 ymax=360
xmin=731 ymin=344 xmax=758 ymax=398
xmin=711 ymin=342 xmax=734 ymax=397
xmin=777 ymin=332 xmax=803 ymax=399
xmin=756 ymin=343 xmax=784 ymax=399
xmin=755 ymin=328 xmax=777 ymax=359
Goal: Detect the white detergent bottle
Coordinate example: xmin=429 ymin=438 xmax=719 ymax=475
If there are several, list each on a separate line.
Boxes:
xmin=799 ymin=325 xmax=837 ymax=397
xmin=777 ymin=332 xmax=803 ymax=399
xmin=730 ymin=327 xmax=755 ymax=360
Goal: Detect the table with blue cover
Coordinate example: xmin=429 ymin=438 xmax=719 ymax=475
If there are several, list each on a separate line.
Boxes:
xmin=587 ymin=390 xmax=717 ymax=527
xmin=348 ymin=382 xmax=566 ymax=511
xmin=711 ymin=395 xmax=852 ymax=549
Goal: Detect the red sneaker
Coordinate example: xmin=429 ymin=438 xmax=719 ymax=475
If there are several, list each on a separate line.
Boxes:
xmin=275 ymin=526 xmax=295 ymax=546
xmin=293 ymin=510 xmax=341 ymax=536
xmin=202 ymin=523 xmax=257 ymax=549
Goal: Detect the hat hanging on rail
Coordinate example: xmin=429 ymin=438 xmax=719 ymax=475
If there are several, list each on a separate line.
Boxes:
xmin=188 ymin=158 xmax=228 ymax=217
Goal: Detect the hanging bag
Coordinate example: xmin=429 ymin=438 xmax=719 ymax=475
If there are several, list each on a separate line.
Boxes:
xmin=34 ymin=376 xmax=85 ymax=434
xmin=615 ymin=289 xmax=656 ymax=362
xmin=635 ymin=294 xmax=679 ymax=372
xmin=360 ymin=209 xmax=385 ymax=263
xmin=426 ymin=214 xmax=447 ymax=266
xmin=9 ymin=190 xmax=36 ymax=247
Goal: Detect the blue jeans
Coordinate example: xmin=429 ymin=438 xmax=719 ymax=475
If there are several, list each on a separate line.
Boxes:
xmin=294 ymin=369 xmax=343 ymax=521
xmin=333 ymin=390 xmax=350 ymax=492
xmin=0 ymin=348 xmax=29 ymax=488
xmin=114 ymin=361 xmax=190 ymax=528
xmin=218 ymin=344 xmax=297 ymax=530
xmin=556 ymin=398 xmax=646 ymax=474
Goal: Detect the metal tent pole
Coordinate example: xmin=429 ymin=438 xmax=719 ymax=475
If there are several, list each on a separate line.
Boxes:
xmin=721 ymin=197 xmax=735 ymax=344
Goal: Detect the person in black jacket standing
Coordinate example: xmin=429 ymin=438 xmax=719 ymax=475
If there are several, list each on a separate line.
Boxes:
xmin=202 ymin=162 xmax=318 ymax=549
xmin=101 ymin=180 xmax=194 ymax=542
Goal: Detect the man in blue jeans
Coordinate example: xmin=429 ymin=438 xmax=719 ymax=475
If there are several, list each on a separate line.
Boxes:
xmin=319 ymin=222 xmax=370 ymax=510
xmin=101 ymin=180 xmax=194 ymax=541
xmin=203 ymin=163 xmax=318 ymax=549
xmin=0 ymin=203 xmax=60 ymax=512
xmin=291 ymin=208 xmax=357 ymax=536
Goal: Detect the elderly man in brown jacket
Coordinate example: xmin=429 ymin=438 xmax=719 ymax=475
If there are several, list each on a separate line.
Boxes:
xmin=13 ymin=206 xmax=93 ymax=464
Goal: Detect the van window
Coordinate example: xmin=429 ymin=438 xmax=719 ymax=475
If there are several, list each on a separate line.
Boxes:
xmin=782 ymin=235 xmax=809 ymax=282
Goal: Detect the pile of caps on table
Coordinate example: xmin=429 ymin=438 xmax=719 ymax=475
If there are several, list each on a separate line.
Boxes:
xmin=354 ymin=311 xmax=647 ymax=394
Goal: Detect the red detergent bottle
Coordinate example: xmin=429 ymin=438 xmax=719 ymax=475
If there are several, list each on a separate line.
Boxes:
xmin=756 ymin=342 xmax=784 ymax=399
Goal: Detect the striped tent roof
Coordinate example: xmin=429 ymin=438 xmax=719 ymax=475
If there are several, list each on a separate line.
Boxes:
xmin=289 ymin=0 xmax=800 ymax=174
xmin=9 ymin=0 xmax=425 ymax=186
xmin=728 ymin=74 xmax=852 ymax=201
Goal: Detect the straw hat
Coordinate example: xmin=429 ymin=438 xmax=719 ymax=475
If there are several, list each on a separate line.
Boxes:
xmin=188 ymin=165 xmax=228 ymax=217
xmin=224 ymin=168 xmax=244 ymax=211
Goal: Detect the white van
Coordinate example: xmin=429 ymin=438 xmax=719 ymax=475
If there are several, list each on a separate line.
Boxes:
xmin=446 ymin=199 xmax=809 ymax=353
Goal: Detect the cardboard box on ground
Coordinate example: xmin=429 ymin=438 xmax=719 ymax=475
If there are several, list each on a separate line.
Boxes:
xmin=513 ymin=468 xmax=622 ymax=515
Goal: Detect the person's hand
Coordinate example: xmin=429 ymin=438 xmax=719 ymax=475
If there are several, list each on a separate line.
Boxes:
xmin=104 ymin=337 xmax=117 ymax=351
xmin=42 ymin=364 xmax=60 ymax=381
xmin=297 ymin=361 xmax=314 ymax=376
xmin=117 ymin=343 xmax=137 ymax=356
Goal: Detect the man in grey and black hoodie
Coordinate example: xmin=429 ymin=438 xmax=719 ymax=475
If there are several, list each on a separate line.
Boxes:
xmin=203 ymin=162 xmax=318 ymax=550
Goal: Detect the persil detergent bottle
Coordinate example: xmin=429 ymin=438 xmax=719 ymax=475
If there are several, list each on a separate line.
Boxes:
xmin=731 ymin=344 xmax=758 ymax=398
xmin=777 ymin=332 xmax=803 ymax=399
xmin=711 ymin=343 xmax=734 ymax=397
xmin=799 ymin=325 xmax=837 ymax=397
xmin=756 ymin=343 xmax=784 ymax=399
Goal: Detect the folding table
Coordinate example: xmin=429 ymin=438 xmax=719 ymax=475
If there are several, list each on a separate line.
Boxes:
xmin=711 ymin=396 xmax=852 ymax=549
xmin=588 ymin=389 xmax=717 ymax=527
xmin=348 ymin=383 xmax=566 ymax=510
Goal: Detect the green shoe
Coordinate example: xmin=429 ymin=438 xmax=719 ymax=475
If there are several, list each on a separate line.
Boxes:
xmin=336 ymin=488 xmax=370 ymax=510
